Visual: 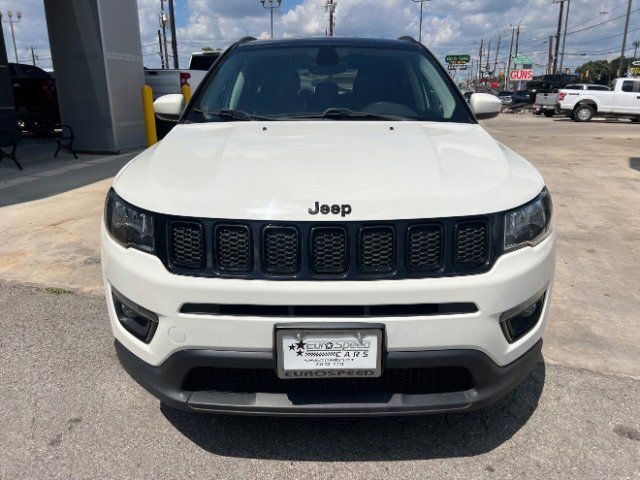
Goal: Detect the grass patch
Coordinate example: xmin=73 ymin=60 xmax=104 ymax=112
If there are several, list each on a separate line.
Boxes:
xmin=43 ymin=286 xmax=74 ymax=295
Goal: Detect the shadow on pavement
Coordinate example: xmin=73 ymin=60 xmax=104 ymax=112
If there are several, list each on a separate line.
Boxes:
xmin=162 ymin=361 xmax=545 ymax=461
xmin=630 ymin=158 xmax=640 ymax=172
xmin=0 ymin=140 xmax=137 ymax=208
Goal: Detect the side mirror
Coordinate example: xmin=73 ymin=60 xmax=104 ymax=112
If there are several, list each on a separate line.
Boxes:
xmin=469 ymin=93 xmax=502 ymax=119
xmin=153 ymin=94 xmax=185 ymax=121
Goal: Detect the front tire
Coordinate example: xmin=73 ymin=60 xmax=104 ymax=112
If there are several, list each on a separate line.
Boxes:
xmin=574 ymin=104 xmax=594 ymax=122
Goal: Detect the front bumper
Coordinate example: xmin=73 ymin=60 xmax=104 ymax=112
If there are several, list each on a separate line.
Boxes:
xmin=115 ymin=338 xmax=543 ymax=416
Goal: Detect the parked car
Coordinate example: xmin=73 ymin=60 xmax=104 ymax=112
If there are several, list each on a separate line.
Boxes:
xmin=144 ymin=50 xmax=221 ymax=99
xmin=103 ymin=36 xmax=554 ymax=416
xmin=8 ymin=62 xmax=60 ymax=135
xmin=558 ymin=78 xmax=640 ymax=121
xmin=511 ymin=90 xmax=533 ymax=104
xmin=534 ymin=84 xmax=610 ymax=116
xmin=496 ymin=91 xmax=514 ymax=105
xmin=526 ymin=73 xmax=579 ymax=102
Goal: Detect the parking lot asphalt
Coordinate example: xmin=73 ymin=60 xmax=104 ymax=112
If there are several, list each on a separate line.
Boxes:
xmin=1 ymin=114 xmax=639 ymax=478
xmin=1 ymin=282 xmax=639 ymax=480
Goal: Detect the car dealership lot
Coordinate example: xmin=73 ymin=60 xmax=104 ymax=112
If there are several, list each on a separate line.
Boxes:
xmin=1 ymin=115 xmax=639 ymax=478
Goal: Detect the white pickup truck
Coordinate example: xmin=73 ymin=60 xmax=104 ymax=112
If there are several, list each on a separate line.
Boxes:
xmin=144 ymin=51 xmax=221 ymax=99
xmin=558 ymin=78 xmax=640 ymax=122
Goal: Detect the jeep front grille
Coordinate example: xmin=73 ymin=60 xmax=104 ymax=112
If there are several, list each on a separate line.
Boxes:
xmin=163 ymin=216 xmax=496 ymax=280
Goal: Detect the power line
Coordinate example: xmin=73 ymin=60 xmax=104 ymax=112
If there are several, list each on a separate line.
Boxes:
xmin=566 ymin=6 xmax=639 ymax=35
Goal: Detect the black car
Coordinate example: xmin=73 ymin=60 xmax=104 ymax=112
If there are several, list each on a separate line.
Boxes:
xmin=8 ymin=63 xmax=61 ymax=135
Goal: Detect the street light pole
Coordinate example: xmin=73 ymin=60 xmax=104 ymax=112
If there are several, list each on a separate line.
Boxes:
xmin=411 ymin=0 xmax=430 ymax=43
xmin=261 ymin=0 xmax=282 ymax=39
xmin=0 ymin=10 xmax=22 ymax=63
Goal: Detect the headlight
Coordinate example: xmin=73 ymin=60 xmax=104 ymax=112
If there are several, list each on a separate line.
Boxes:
xmin=105 ymin=189 xmax=155 ymax=253
xmin=504 ymin=188 xmax=552 ymax=251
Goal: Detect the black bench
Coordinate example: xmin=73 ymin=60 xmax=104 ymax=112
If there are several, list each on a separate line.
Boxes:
xmin=53 ymin=124 xmax=78 ymax=159
xmin=0 ymin=129 xmax=22 ymax=170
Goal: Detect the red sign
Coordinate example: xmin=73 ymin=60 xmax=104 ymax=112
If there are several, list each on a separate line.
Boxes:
xmin=509 ymin=69 xmax=533 ymax=81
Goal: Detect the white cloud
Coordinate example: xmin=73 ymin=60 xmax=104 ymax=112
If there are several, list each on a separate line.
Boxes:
xmin=1 ymin=0 xmax=638 ymax=73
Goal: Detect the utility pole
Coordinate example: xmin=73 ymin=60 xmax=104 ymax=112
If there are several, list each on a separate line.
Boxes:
xmin=559 ymin=0 xmax=571 ymax=73
xmin=514 ymin=25 xmax=521 ymax=57
xmin=633 ymin=40 xmax=640 ymax=59
xmin=160 ymin=0 xmax=169 ymax=69
xmin=553 ymin=0 xmax=565 ymax=74
xmin=485 ymin=41 xmax=492 ymax=78
xmin=0 ymin=10 xmax=22 ymax=63
xmin=168 ymin=0 xmax=178 ymax=69
xmin=478 ymin=39 xmax=484 ymax=83
xmin=493 ymin=33 xmax=501 ymax=77
xmin=505 ymin=27 xmax=516 ymax=90
xmin=325 ymin=0 xmax=336 ymax=36
xmin=412 ymin=0 xmax=430 ymax=43
xmin=619 ymin=0 xmax=633 ymax=76
xmin=157 ymin=30 xmax=165 ymax=69
xmin=547 ymin=35 xmax=554 ymax=74
xmin=30 ymin=45 xmax=36 ymax=65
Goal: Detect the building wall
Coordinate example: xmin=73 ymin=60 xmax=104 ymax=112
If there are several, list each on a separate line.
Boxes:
xmin=44 ymin=0 xmax=145 ymax=152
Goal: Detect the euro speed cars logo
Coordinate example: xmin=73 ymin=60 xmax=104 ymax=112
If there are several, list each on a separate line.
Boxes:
xmin=284 ymin=339 xmax=375 ymax=378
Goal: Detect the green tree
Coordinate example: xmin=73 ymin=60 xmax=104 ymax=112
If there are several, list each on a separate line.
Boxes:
xmin=575 ymin=60 xmax=612 ymax=84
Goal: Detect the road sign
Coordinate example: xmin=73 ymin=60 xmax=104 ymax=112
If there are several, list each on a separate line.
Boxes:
xmin=447 ymin=64 xmax=468 ymax=71
xmin=514 ymin=55 xmax=532 ymax=65
xmin=630 ymin=67 xmax=640 ymax=75
xmin=509 ymin=69 xmax=533 ymax=81
xmin=632 ymin=60 xmax=640 ymax=67
xmin=445 ymin=54 xmax=470 ymax=65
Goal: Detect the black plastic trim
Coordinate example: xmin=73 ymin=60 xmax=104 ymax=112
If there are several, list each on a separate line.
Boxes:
xmin=179 ymin=302 xmax=478 ymax=317
xmin=114 ymin=339 xmax=543 ymax=416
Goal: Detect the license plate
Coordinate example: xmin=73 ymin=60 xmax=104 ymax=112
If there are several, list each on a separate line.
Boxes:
xmin=275 ymin=328 xmax=382 ymax=380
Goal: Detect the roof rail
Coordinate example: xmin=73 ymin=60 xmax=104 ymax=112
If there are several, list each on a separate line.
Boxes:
xmin=398 ymin=36 xmax=418 ymax=43
xmin=237 ymin=36 xmax=257 ymax=45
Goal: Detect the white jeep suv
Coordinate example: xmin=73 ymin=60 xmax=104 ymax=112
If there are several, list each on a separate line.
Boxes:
xmin=102 ymin=37 xmax=555 ymax=416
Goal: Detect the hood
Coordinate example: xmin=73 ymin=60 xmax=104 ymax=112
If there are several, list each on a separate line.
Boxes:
xmin=114 ymin=121 xmax=544 ymax=221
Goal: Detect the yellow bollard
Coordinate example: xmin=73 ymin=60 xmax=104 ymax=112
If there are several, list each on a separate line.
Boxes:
xmin=141 ymin=84 xmax=157 ymax=147
xmin=181 ymin=82 xmax=192 ymax=104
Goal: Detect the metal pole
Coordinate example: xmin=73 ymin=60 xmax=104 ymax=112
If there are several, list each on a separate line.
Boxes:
xmin=160 ymin=0 xmax=169 ymax=70
xmin=168 ymin=0 xmax=179 ymax=69
xmin=553 ymin=1 xmax=564 ymax=74
xmin=633 ymin=41 xmax=640 ymax=59
xmin=493 ymin=33 xmax=501 ymax=77
xmin=270 ymin=8 xmax=274 ymax=38
xmin=478 ymin=39 xmax=483 ymax=83
xmin=619 ymin=0 xmax=633 ymax=76
xmin=157 ymin=29 xmax=165 ymax=69
xmin=31 ymin=45 xmax=35 ymax=65
xmin=9 ymin=17 xmax=18 ymax=63
xmin=505 ymin=28 xmax=515 ymax=90
xmin=548 ymin=35 xmax=554 ymax=74
xmin=514 ymin=25 xmax=520 ymax=57
xmin=419 ymin=1 xmax=423 ymax=43
xmin=559 ymin=0 xmax=571 ymax=73
xmin=329 ymin=0 xmax=334 ymax=36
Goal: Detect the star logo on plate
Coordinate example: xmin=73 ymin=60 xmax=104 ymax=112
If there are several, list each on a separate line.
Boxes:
xmin=295 ymin=340 xmax=306 ymax=351
xmin=289 ymin=344 xmax=296 ymax=351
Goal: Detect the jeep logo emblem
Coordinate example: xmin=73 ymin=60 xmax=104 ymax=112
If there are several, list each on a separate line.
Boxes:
xmin=308 ymin=201 xmax=352 ymax=217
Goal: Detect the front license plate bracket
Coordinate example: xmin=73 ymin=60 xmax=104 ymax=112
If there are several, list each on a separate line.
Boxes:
xmin=275 ymin=323 xmax=385 ymax=380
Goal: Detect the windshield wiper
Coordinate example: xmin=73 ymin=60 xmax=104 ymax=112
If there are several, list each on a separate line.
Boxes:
xmin=288 ymin=108 xmax=410 ymax=121
xmin=193 ymin=108 xmax=275 ymax=121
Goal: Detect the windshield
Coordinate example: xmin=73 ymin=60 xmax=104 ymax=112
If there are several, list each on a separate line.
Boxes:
xmin=186 ymin=44 xmax=472 ymax=123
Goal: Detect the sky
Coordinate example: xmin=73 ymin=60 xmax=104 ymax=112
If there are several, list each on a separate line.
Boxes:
xmin=0 ymin=0 xmax=639 ymax=74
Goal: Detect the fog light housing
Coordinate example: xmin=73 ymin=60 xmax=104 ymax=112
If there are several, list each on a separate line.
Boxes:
xmin=500 ymin=290 xmax=547 ymax=343
xmin=112 ymin=288 xmax=158 ymax=343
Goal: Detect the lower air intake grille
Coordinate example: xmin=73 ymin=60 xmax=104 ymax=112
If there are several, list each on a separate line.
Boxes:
xmin=214 ymin=224 xmax=252 ymax=273
xmin=183 ymin=366 xmax=474 ymax=395
xmin=263 ymin=227 xmax=299 ymax=274
xmin=455 ymin=221 xmax=488 ymax=268
xmin=169 ymin=222 xmax=204 ymax=269
xmin=407 ymin=224 xmax=442 ymax=271
xmin=311 ymin=227 xmax=348 ymax=274
xmin=360 ymin=226 xmax=395 ymax=273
